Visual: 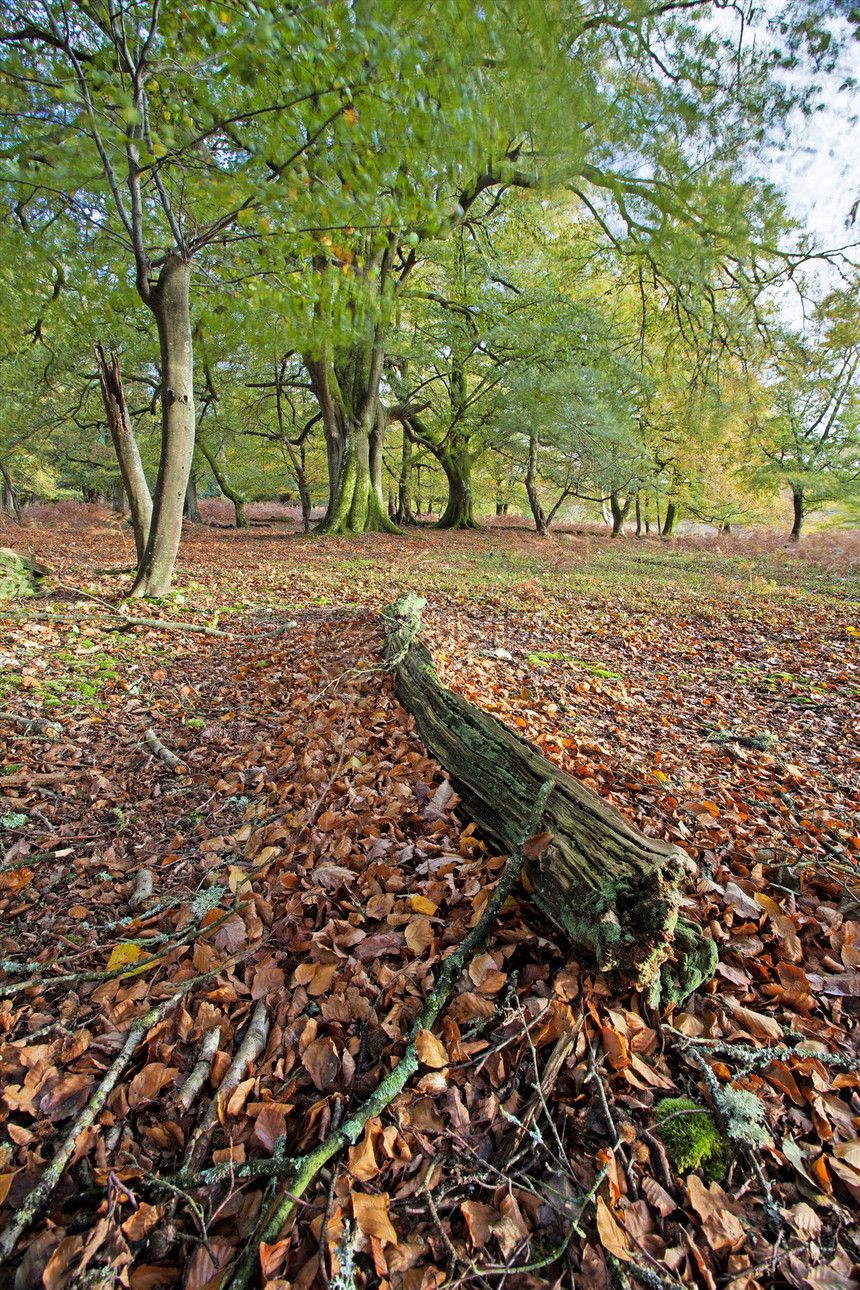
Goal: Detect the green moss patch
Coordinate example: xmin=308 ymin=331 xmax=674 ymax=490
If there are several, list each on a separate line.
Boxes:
xmin=654 ymin=1098 xmax=733 ymax=1181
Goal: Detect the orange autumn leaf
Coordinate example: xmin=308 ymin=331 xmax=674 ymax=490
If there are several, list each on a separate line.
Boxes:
xmin=415 ymin=1028 xmax=449 ymax=1069
xmin=352 ymin=1191 xmax=397 ymax=1244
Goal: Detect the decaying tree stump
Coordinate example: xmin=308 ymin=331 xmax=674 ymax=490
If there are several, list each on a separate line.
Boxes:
xmin=383 ymin=593 xmax=716 ymax=997
xmin=0 ymin=548 xmax=49 ymax=598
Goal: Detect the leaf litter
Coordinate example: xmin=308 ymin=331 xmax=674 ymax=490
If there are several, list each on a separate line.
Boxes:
xmin=0 ymin=512 xmax=858 ymax=1290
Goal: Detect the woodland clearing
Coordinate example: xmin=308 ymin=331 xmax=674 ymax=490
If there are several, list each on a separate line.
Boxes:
xmin=0 ymin=507 xmax=859 ymax=1290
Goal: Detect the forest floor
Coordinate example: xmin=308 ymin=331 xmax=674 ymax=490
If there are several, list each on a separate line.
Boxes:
xmin=1 ymin=506 xmax=859 ymax=1290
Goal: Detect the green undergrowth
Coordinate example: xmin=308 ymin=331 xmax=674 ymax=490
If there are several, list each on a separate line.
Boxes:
xmin=654 ymin=1098 xmax=734 ymax=1181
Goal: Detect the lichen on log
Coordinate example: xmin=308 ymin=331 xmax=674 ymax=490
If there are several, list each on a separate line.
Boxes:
xmin=383 ymin=593 xmax=714 ymax=995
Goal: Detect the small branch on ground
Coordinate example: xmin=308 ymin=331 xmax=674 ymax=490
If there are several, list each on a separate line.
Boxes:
xmin=225 ymin=778 xmax=555 ymax=1290
xmin=178 ymin=1027 xmax=222 ymax=1114
xmin=0 ymin=973 xmax=204 ymax=1266
xmin=128 ymin=867 xmax=155 ymax=911
xmin=1 ymin=610 xmax=227 ymax=636
xmin=182 ymin=999 xmax=270 ymax=1173
xmin=144 ymin=729 xmax=186 ymax=773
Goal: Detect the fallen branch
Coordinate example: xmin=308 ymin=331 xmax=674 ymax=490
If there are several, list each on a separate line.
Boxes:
xmin=144 ymin=729 xmax=186 ymax=773
xmin=382 ymin=593 xmax=711 ymax=994
xmin=0 ymin=712 xmax=62 ymax=737
xmin=178 ymin=1027 xmax=222 ymax=1114
xmin=183 ymin=999 xmax=269 ymax=1172
xmin=0 ymin=901 xmax=242 ymax=997
xmin=0 ymin=610 xmax=227 ymax=636
xmin=0 ymin=973 xmax=202 ymax=1266
xmin=224 ymin=778 xmax=555 ymax=1290
xmin=128 ymin=867 xmax=155 ymax=911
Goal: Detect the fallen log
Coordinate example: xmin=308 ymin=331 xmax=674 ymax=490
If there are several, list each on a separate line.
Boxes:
xmin=383 ymin=593 xmax=716 ymax=998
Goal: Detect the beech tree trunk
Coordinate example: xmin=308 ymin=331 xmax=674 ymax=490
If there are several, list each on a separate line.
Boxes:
xmin=0 ymin=459 xmax=23 ymax=524
xmin=130 ymin=255 xmax=194 ymax=597
xmin=394 ymin=426 xmax=416 ymax=525
xmin=198 ymin=438 xmax=246 ymax=528
xmin=111 ymin=477 xmax=126 ymax=515
xmin=790 ymin=486 xmax=803 ymax=541
xmin=526 ymin=425 xmax=549 ymax=535
xmin=185 ymin=474 xmax=202 ymax=524
xmin=306 ymin=345 xmax=399 ymax=536
xmin=661 ymin=501 xmax=677 ymax=536
xmin=436 ymin=440 xmax=479 ymax=530
xmin=610 ymin=489 xmax=631 ymax=537
xmin=383 ymin=595 xmax=714 ymax=998
xmin=94 ymin=342 xmax=152 ymax=562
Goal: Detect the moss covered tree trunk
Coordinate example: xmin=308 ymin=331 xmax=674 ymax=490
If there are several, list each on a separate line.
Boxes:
xmin=384 ymin=594 xmax=714 ymax=996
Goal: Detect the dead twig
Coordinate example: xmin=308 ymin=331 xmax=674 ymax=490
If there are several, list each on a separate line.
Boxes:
xmin=182 ymin=998 xmax=270 ymax=1173
xmin=128 ymin=867 xmax=155 ymax=911
xmin=0 ymin=972 xmax=203 ymax=1266
xmin=178 ymin=1027 xmax=222 ymax=1114
xmin=144 ymin=728 xmax=186 ymax=773
xmin=1 ymin=610 xmax=227 ymax=636
xmin=225 ymin=778 xmax=556 ymax=1290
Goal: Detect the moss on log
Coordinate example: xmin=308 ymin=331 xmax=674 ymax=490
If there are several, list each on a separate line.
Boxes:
xmin=384 ymin=593 xmax=713 ymax=994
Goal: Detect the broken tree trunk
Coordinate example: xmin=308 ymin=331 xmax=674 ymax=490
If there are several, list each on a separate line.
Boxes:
xmin=383 ymin=594 xmax=714 ymax=996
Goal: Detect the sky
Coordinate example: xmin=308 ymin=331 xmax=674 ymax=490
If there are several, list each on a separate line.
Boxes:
xmin=763 ymin=9 xmax=860 ymax=257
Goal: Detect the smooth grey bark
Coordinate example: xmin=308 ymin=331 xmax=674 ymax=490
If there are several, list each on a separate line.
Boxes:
xmin=130 ymin=255 xmax=195 ymax=597
xmin=111 ymin=477 xmax=126 ymax=515
xmin=185 ymin=474 xmax=203 ymax=524
xmin=525 ymin=424 xmax=549 ymax=535
xmin=661 ymin=500 xmax=678 ymax=537
xmin=94 ymin=341 xmax=152 ymax=562
xmin=0 ymin=459 xmax=23 ymax=524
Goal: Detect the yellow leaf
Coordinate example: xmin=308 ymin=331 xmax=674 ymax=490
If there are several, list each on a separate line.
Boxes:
xmin=410 ymin=895 xmax=438 ymax=916
xmin=107 ymin=943 xmax=147 ymax=971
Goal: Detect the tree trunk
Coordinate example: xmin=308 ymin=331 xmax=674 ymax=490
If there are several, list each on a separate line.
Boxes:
xmin=436 ymin=441 xmax=479 ymax=530
xmin=790 ymin=486 xmax=803 ymax=542
xmin=130 ymin=255 xmax=195 ymax=597
xmin=197 ymin=438 xmax=247 ymax=528
xmin=525 ymin=425 xmax=549 ymax=535
xmin=306 ymin=343 xmax=399 ymax=535
xmin=661 ymin=501 xmax=677 ymax=536
xmin=395 ymin=427 xmax=416 ymax=525
xmin=601 ymin=495 xmax=612 ymax=527
xmin=383 ymin=595 xmax=713 ymax=999
xmin=610 ymin=489 xmax=631 ymax=537
xmin=111 ymin=477 xmax=126 ymax=515
xmin=0 ymin=459 xmax=24 ymax=525
xmin=185 ymin=475 xmax=203 ymax=524
xmin=94 ymin=342 xmax=152 ymax=562
xmin=635 ymin=493 xmax=642 ymax=538
xmin=294 ymin=445 xmax=313 ymax=533
xmin=319 ymin=423 xmax=399 ymax=533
